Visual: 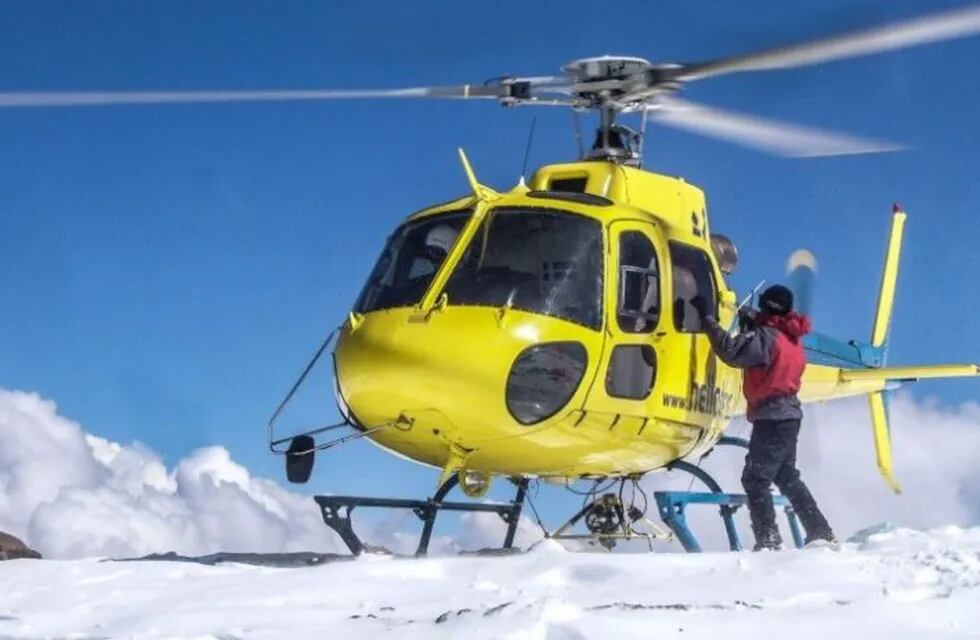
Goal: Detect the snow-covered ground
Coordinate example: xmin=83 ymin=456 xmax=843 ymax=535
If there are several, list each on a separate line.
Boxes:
xmin=1 ymin=526 xmax=978 ymax=639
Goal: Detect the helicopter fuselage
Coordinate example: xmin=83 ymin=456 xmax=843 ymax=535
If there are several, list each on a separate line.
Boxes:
xmin=334 ymin=161 xmax=744 ymax=479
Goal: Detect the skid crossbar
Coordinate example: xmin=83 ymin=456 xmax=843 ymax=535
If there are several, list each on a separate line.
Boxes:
xmin=654 ymin=491 xmax=804 ymax=552
xmin=314 ymin=476 xmax=529 ymax=557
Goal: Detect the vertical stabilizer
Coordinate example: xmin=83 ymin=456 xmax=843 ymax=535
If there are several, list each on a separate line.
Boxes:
xmin=866 ymin=204 xmax=906 ymax=494
xmin=871 ymin=205 xmax=907 ymax=348
xmin=868 ymin=391 xmax=901 ymax=494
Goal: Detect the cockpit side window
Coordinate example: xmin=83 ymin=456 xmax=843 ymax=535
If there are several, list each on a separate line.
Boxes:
xmin=354 ymin=211 xmax=469 ymax=313
xmin=669 ymin=242 xmax=717 ymax=333
xmin=617 ymin=231 xmax=660 ymax=333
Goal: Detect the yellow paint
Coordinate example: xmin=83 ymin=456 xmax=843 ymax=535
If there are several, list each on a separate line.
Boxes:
xmin=872 ymin=210 xmax=907 ymax=347
xmin=332 ymin=161 xmax=978 ymax=486
xmin=841 ymin=364 xmax=980 ymax=382
xmin=869 ymin=392 xmax=901 ymax=494
xmin=457 ymin=147 xmax=498 ymax=201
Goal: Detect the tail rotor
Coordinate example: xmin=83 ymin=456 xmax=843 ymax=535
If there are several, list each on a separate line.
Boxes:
xmin=787 ymin=249 xmax=818 ymax=317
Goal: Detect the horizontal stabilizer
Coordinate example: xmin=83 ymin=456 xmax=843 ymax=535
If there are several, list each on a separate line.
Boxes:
xmin=840 ymin=364 xmax=980 ymax=383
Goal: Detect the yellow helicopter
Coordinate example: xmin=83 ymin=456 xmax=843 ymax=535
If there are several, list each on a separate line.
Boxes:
xmin=272 ymin=9 xmax=980 ymax=554
xmin=10 ymin=6 xmax=980 ymax=554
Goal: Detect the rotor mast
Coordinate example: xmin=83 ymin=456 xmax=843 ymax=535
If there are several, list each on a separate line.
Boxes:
xmin=562 ymin=56 xmax=657 ymax=166
xmin=586 ymin=102 xmax=646 ymax=165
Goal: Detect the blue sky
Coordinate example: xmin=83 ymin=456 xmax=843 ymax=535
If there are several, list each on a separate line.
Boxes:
xmin=1 ymin=1 xmax=979 ymax=519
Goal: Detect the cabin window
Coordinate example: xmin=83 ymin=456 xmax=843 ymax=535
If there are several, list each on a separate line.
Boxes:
xmin=617 ymin=231 xmax=660 ymax=333
xmin=669 ymin=242 xmax=717 ymax=333
xmin=354 ymin=211 xmax=469 ymax=313
xmin=443 ymin=207 xmax=603 ymax=329
xmin=606 ymin=345 xmax=656 ymax=399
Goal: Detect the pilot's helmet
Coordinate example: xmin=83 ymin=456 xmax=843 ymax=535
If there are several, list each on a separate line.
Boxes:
xmin=424 ymin=224 xmax=458 ymax=263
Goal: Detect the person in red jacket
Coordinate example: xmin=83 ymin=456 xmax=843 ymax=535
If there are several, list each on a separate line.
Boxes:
xmin=701 ymin=285 xmax=835 ymax=550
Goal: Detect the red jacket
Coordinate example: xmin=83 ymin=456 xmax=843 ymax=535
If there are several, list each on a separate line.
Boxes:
xmin=705 ymin=312 xmax=811 ymax=422
xmin=743 ymin=313 xmax=810 ymax=421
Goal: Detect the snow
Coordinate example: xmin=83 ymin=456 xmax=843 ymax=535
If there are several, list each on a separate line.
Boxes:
xmin=1 ymin=527 xmax=978 ymax=639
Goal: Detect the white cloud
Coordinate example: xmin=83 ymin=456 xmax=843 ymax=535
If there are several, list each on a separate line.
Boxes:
xmin=1 ymin=386 xmax=977 ymax=559
xmin=455 ymin=509 xmax=544 ymax=551
xmin=0 ymin=388 xmax=336 ymax=559
xmin=805 ymin=393 xmax=980 ymax=533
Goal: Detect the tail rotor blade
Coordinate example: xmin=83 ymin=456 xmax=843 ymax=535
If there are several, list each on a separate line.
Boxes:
xmin=787 ymin=249 xmax=818 ymax=316
xmin=649 ymin=97 xmax=902 ymax=157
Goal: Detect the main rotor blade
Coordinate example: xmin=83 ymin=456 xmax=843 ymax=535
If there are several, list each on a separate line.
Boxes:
xmin=649 ymin=97 xmax=902 ymax=157
xmin=676 ymin=5 xmax=980 ymax=81
xmin=0 ymin=85 xmax=513 ymax=108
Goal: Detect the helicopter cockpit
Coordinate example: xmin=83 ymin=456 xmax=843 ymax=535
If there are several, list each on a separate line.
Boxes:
xmin=353 ymin=211 xmax=469 ymax=314
xmin=356 ymin=206 xmax=605 ymax=330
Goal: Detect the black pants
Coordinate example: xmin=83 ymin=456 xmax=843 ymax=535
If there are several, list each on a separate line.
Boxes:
xmin=741 ymin=418 xmax=832 ymax=542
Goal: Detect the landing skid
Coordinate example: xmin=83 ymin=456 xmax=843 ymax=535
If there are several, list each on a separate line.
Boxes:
xmin=311 ymin=437 xmax=803 ymax=555
xmin=314 ymin=475 xmax=529 ymax=557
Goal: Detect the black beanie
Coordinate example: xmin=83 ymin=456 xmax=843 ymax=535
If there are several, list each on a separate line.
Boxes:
xmin=759 ymin=285 xmax=793 ymax=316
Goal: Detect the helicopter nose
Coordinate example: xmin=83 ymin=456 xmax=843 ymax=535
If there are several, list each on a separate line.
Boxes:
xmin=333 ymin=309 xmax=601 ymax=454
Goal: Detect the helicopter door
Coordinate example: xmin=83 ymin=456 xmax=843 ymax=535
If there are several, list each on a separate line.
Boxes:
xmin=656 ymin=241 xmax=729 ymax=429
xmin=593 ymin=222 xmax=664 ymax=416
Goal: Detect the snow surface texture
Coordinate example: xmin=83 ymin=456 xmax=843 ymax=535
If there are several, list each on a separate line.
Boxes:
xmin=0 ymin=527 xmax=978 ymax=639
xmin=1 ymin=386 xmax=979 ymax=558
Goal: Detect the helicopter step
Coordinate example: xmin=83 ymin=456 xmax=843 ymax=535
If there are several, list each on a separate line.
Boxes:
xmin=314 ymin=475 xmax=529 ymax=557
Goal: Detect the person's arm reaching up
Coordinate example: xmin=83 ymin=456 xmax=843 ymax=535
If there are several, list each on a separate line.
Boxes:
xmin=702 ymin=315 xmax=773 ymax=369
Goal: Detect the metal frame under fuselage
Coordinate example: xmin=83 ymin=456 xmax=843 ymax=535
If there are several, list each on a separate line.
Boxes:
xmin=313 ymin=436 xmax=804 ymax=555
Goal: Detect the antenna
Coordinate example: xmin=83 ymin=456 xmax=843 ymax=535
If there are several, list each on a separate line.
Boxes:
xmin=457 ymin=148 xmax=499 ymax=201
xmin=457 ymin=148 xmax=481 ymax=196
xmin=520 ymin=116 xmax=537 ymax=179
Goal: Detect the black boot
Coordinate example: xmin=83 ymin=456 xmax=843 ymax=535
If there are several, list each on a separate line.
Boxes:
xmin=803 ymin=528 xmax=838 ymax=546
xmin=752 ymin=526 xmax=783 ymax=552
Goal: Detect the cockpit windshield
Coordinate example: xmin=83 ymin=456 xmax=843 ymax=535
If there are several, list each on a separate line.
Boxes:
xmin=354 ymin=210 xmax=469 ymax=313
xmin=443 ymin=207 xmax=603 ymax=329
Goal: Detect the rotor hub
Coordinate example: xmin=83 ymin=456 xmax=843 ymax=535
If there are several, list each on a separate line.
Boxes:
xmin=561 ymin=56 xmax=679 ymax=106
xmin=563 ymin=56 xmax=652 ymax=82
xmin=557 ymin=56 xmax=680 ymax=164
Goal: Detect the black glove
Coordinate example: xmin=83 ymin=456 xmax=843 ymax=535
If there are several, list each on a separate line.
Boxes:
xmin=738 ymin=306 xmax=759 ymax=333
xmin=691 ymin=295 xmax=711 ymax=322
